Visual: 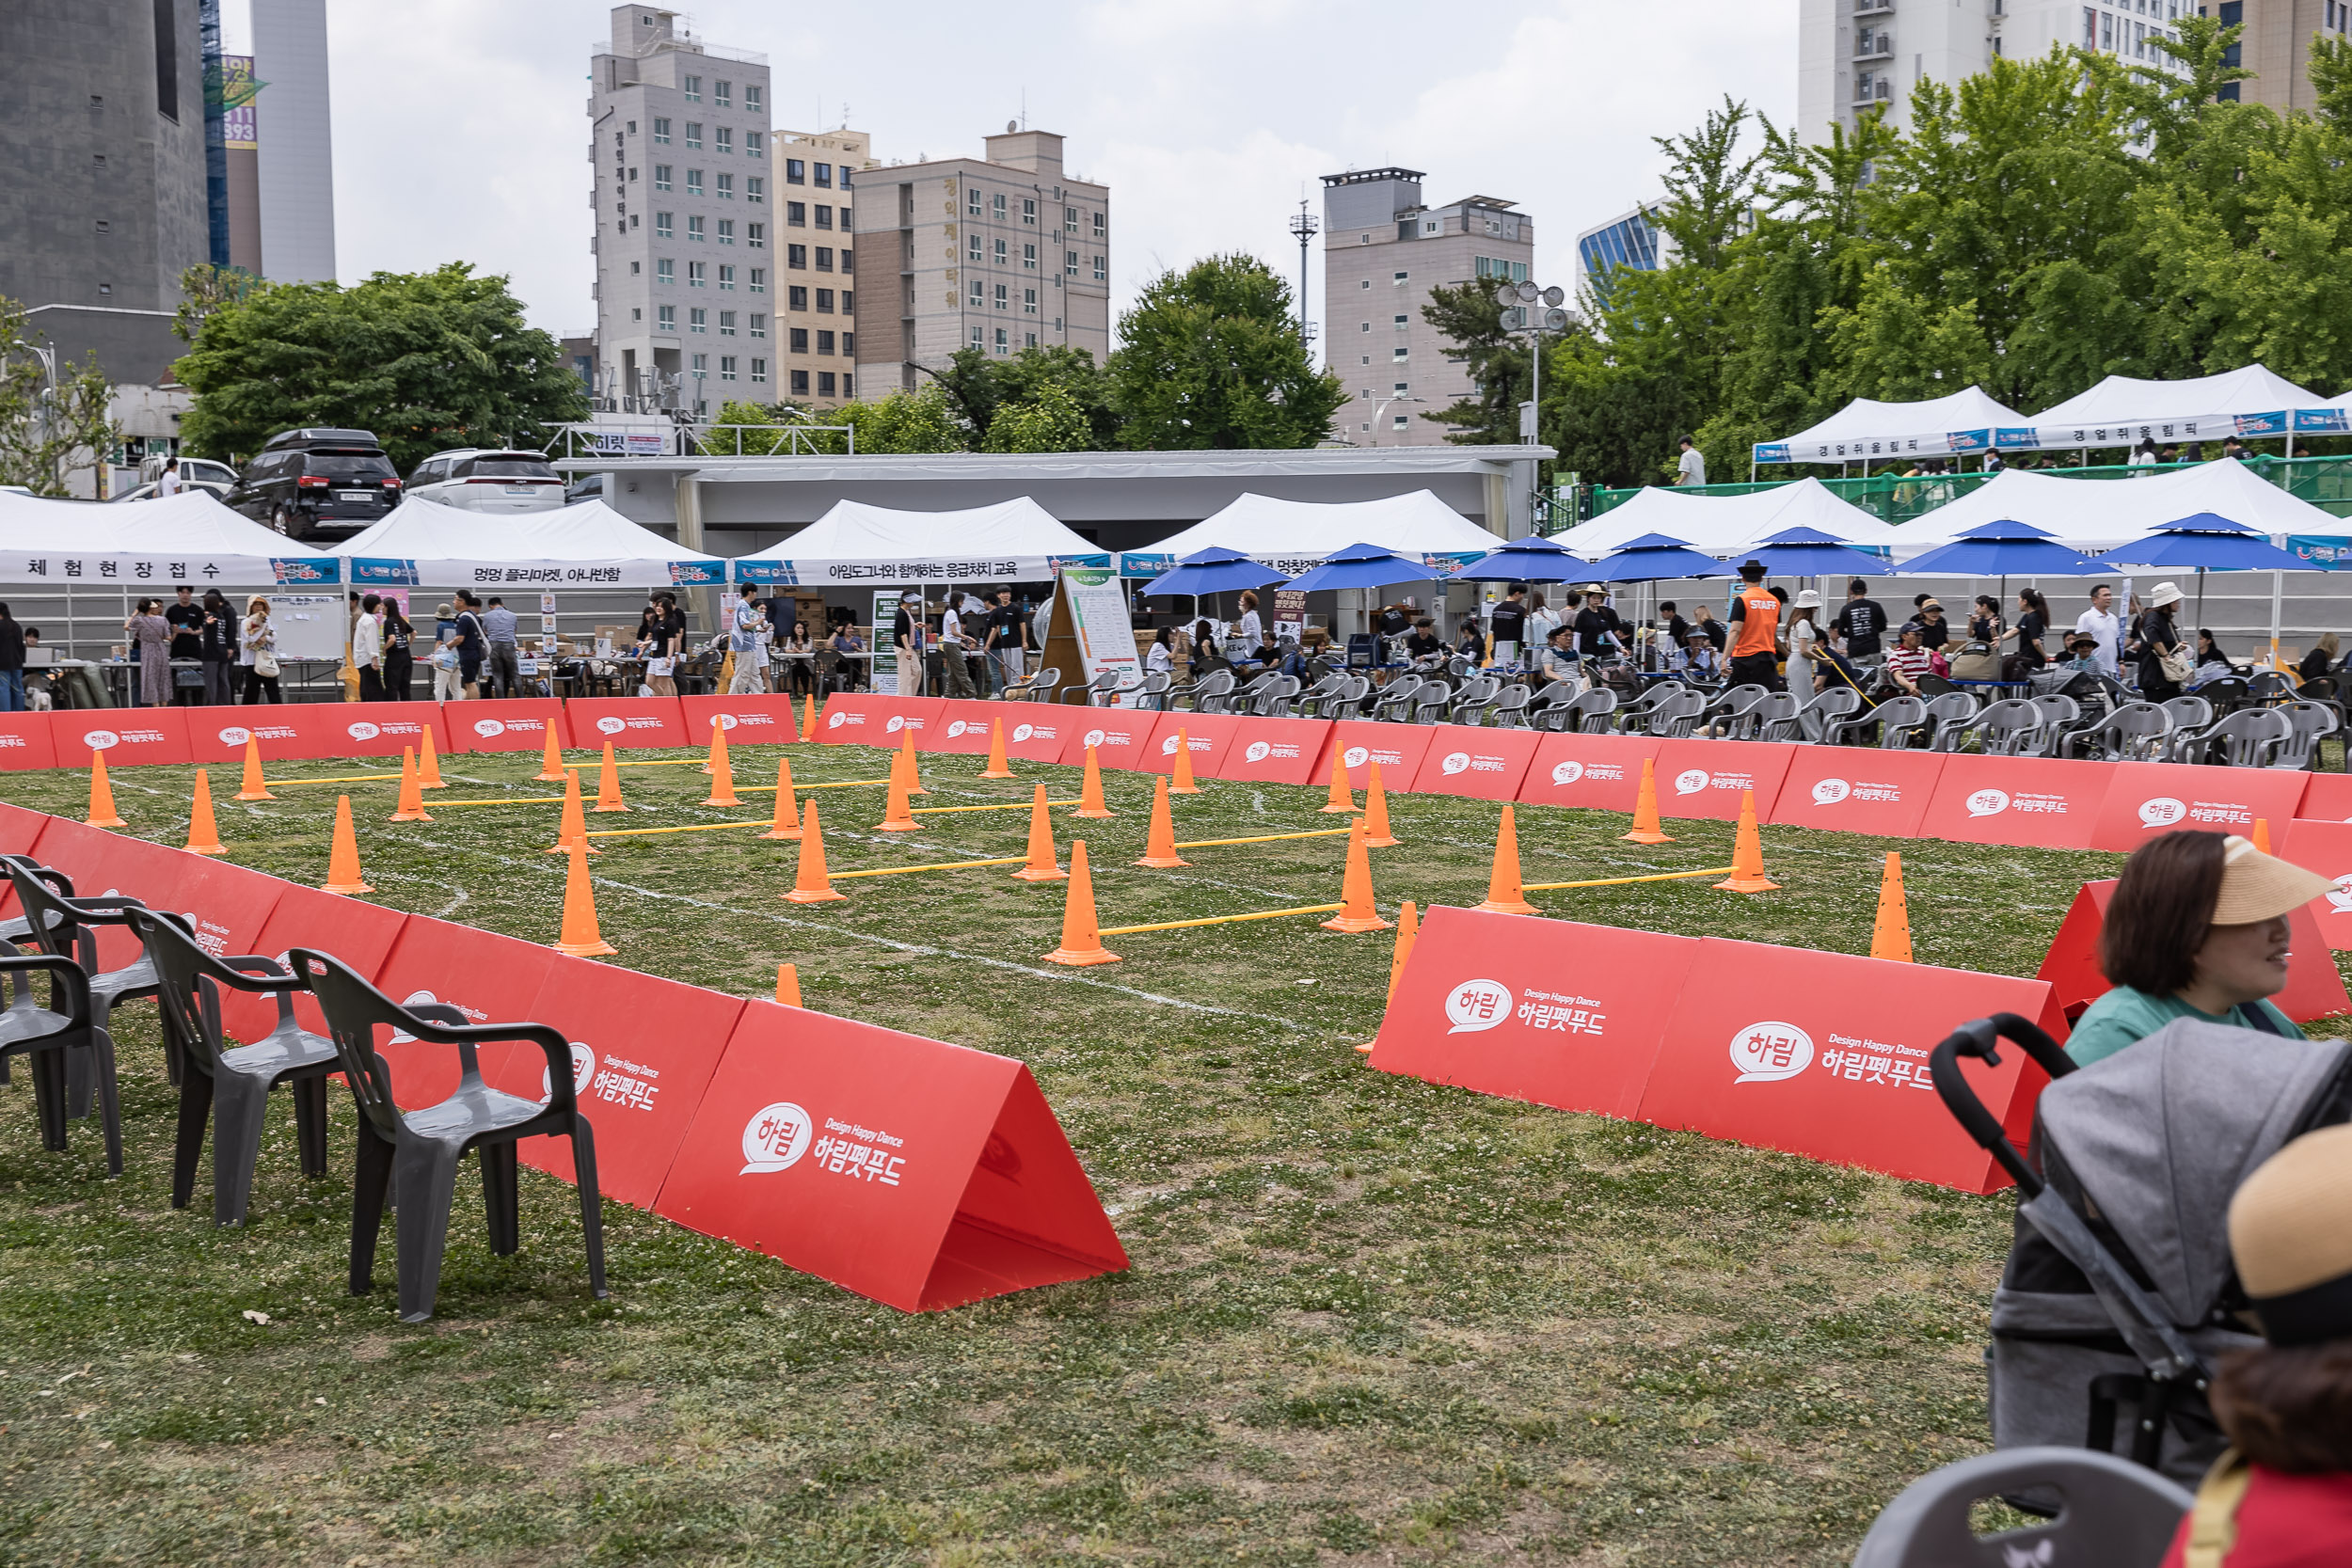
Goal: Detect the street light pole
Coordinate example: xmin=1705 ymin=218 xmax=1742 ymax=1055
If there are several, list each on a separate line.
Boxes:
xmin=1287 ymin=199 xmax=1320 ymax=339
xmin=1492 ymin=280 xmax=1577 ymax=528
xmin=1367 ymin=396 xmax=1425 ymax=447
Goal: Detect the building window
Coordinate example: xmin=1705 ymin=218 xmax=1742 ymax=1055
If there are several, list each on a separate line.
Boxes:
xmin=653 ymin=118 xmax=671 ymax=144
xmin=993 ymin=327 xmax=1008 ymax=355
xmin=749 ymin=268 xmax=766 ymax=293
xmin=746 ymin=176 xmax=763 ymax=203
xmin=1394 ymin=314 xmax=1408 ymax=328
xmin=841 ymin=291 xmax=853 ymax=315
xmin=717 ymin=173 xmax=734 ymax=199
xmin=716 ymin=126 xmax=733 ymax=154
xmin=816 ymin=330 xmax=834 ymax=355
xmin=1065 ymin=249 xmax=1078 ymax=277
xmin=969 ymin=234 xmax=982 ymax=262
xmin=1023 ymin=198 xmax=1037 ymax=225
xmin=719 ymin=263 xmax=736 ymax=288
xmin=1092 ymin=255 xmax=1106 ymax=281
xmin=747 ymin=222 xmax=764 ymax=248
xmin=745 ymin=84 xmax=761 ymax=113
xmin=685 ymin=123 xmax=702 ymax=150
xmin=967 ymin=186 xmax=982 ymax=216
xmin=816 ymin=288 xmax=834 ymax=312
xmin=843 ymin=372 xmax=852 ymax=394
xmin=816 ymin=247 xmax=834 ymax=271
xmin=750 ymin=313 xmax=767 ymax=338
xmin=1093 ymin=212 xmax=1105 ymax=237
xmin=842 ymin=333 xmax=852 ymax=357
xmin=1025 ymin=332 xmax=1039 ymax=349
xmin=751 ymin=357 xmax=767 ymax=384
xmin=994 ymin=282 xmax=1009 ymax=310
xmin=1065 ymin=205 xmax=1079 ymax=232
xmin=972 ymin=325 xmax=984 ymax=348
xmin=1394 ymin=270 xmax=1408 ymax=284
xmin=787 ymin=244 xmax=807 ymax=269
xmin=818 ymin=372 xmax=836 ymax=396
xmin=790 ymin=369 xmax=810 ymax=394
xmin=720 ymin=356 xmax=737 ymax=381
xmin=789 ymin=285 xmax=808 ymax=309
xmin=1023 ymin=243 xmax=1037 ymax=270
xmin=683 ymin=74 xmax=701 ymax=101
xmin=658 ymin=304 xmax=675 ymax=329
xmin=657 ymin=258 xmax=675 ymax=283
xmin=718 ymin=219 xmax=736 ymax=245
xmin=656 ymin=212 xmax=674 ymax=238
xmin=2101 ymin=8 xmax=2113 ymax=47
xmin=993 ymin=192 xmax=1007 ymax=219
xmin=686 ymin=169 xmax=704 ymax=197
xmin=688 ymin=214 xmax=705 ymax=242
xmin=654 ymin=164 xmax=672 ymax=191
xmin=970 ymin=278 xmax=985 ymax=308
xmin=1393 ymin=415 xmax=1408 ymax=429
xmin=790 ymin=327 xmax=809 ymax=353
xmin=815 ymin=205 xmax=832 ymax=230
xmin=993 ymin=237 xmax=1008 ymax=264
xmin=1024 ymin=288 xmax=1038 ymax=315
xmin=810 ymin=163 xmax=828 ymax=188
xmin=1392 ymin=346 xmax=1407 ymax=361
xmin=787 ymin=200 xmax=806 ymax=227
xmin=689 ymin=260 xmax=707 ymax=286
xmin=719 ymin=309 xmax=737 ymax=335
xmin=690 ymin=308 xmax=707 ymax=333
xmin=1359 ymin=321 xmax=1371 ymax=333
xmin=786 ymin=158 xmax=805 ymax=184
xmin=746 ymin=131 xmax=763 ymax=156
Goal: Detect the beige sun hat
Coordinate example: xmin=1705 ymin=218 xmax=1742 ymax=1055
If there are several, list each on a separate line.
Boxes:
xmin=2230 ymin=1122 xmax=2352 ymax=1345
xmin=1794 ymin=589 xmax=1822 ymax=609
xmin=2210 ymin=833 xmax=2338 ymax=926
xmin=2150 ymin=581 xmax=2185 ymax=608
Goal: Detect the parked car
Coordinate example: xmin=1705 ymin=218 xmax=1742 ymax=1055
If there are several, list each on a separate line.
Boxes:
xmin=109 ymin=455 xmax=239 ymax=502
xmin=224 ymin=428 xmax=402 ymax=539
xmin=405 ymin=449 xmax=566 ymax=514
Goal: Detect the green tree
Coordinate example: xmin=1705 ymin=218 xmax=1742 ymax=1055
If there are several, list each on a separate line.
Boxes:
xmin=1418 ymin=280 xmax=1531 ymax=446
xmin=833 ymin=386 xmax=968 ymax=453
xmin=173 ymin=262 xmax=584 ymax=470
xmin=0 ymin=295 xmax=119 ymax=496
xmin=1106 ymin=254 xmax=1345 ymax=449
xmin=929 ymin=343 xmax=1116 ymax=448
xmin=983 ymin=381 xmax=1096 ymax=452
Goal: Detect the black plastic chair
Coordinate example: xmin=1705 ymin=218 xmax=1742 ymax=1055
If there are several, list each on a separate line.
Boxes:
xmin=2247 ymin=670 xmax=2296 ymax=705
xmin=2197 ymin=674 xmax=2252 ymax=715
xmin=1922 ymin=691 xmax=1980 ymax=752
xmin=2169 ymin=705 xmax=2292 ymax=768
xmin=0 ymin=942 xmax=119 ymax=1172
xmin=0 ymin=854 xmax=74 ymax=951
xmin=289 ymin=948 xmax=610 ymax=1324
xmin=2062 ymin=701 xmax=2173 ymax=762
xmin=5 ymin=860 xmax=166 ymax=1117
xmin=1825 ymin=693 xmax=1930 ymax=749
xmin=127 ymin=909 xmax=338 ymax=1227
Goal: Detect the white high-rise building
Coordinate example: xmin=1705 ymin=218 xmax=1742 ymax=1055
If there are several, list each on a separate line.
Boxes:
xmin=251 ymin=0 xmax=336 ymax=283
xmin=1796 ymin=0 xmax=2191 ymax=143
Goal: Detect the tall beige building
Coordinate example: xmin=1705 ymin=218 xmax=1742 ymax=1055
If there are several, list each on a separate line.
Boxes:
xmin=852 ymin=129 xmax=1110 ymax=395
xmin=1321 ymin=168 xmax=1534 ymax=448
xmin=2220 ymin=0 xmax=2352 ymax=115
xmin=769 ymin=127 xmax=878 ymax=408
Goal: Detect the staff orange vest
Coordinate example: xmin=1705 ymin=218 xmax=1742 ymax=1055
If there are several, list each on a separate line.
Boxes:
xmin=1730 ymin=581 xmax=1780 ymax=658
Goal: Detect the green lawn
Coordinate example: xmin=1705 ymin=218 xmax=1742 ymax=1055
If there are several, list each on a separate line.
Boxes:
xmin=0 ymin=738 xmax=2222 ymax=1564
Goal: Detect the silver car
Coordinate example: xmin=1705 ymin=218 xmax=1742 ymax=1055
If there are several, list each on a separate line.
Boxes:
xmin=404 ymin=449 xmax=566 ymax=514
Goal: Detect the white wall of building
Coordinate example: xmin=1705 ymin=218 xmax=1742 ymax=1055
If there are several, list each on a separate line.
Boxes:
xmin=251 ymin=0 xmax=337 ymax=283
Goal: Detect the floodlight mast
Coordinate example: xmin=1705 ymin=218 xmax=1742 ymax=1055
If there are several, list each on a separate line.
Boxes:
xmin=1288 ymin=199 xmax=1320 ymax=340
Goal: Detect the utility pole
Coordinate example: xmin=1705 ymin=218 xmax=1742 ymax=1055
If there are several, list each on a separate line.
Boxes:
xmin=1287 ymin=198 xmax=1320 ymax=339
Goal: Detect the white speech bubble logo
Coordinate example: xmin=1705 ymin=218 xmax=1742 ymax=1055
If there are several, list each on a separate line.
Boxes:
xmin=1729 ymin=1021 xmax=1816 ymax=1085
xmin=946 ymin=720 xmax=970 ymax=739
xmin=216 ymin=726 xmax=251 ymax=747
xmin=589 ymin=716 xmax=620 ymax=735
xmin=2138 ymin=796 xmax=2187 ymax=829
xmin=1966 ymin=787 xmax=2010 ymax=817
xmin=717 ymin=712 xmax=739 ymax=731
xmin=1551 ymin=760 xmax=1585 ymax=785
xmin=388 ymin=990 xmax=439 ymax=1045
xmin=739 ymin=1101 xmax=813 ymax=1174
xmin=1439 ymin=751 xmax=1471 ymax=776
xmin=1161 ymin=734 xmax=1183 ymax=756
xmin=827 ymin=709 xmax=847 ymax=729
xmin=1444 ymin=978 xmax=1515 ymax=1035
xmin=543 ymin=1042 xmax=596 ymax=1101
xmin=1675 ymin=768 xmax=1710 ymax=796
xmin=81 ymin=729 xmax=120 ymax=751
xmin=884 ymin=714 xmax=906 ymax=733
xmin=1012 ymin=723 xmax=1035 ymax=743
xmin=1244 ymin=740 xmax=1271 ymax=763
xmin=344 ymin=721 xmax=381 ymax=742
xmin=1343 ymin=745 xmax=1370 ymax=769
xmin=1811 ymin=778 xmax=1851 ymax=806
xmin=473 ymin=719 xmax=506 ymax=738
xmin=2331 ymin=876 xmax=2352 ymax=913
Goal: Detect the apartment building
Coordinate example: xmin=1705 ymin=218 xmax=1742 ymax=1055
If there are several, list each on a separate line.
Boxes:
xmin=251 ymin=0 xmax=336 ymax=284
xmin=769 ymin=127 xmax=877 ymax=407
xmin=1571 ymin=204 xmax=1673 ymax=310
xmin=1320 ymin=168 xmax=1534 ymax=448
xmin=852 ymin=129 xmax=1110 ymax=395
xmin=2213 ymin=0 xmax=2352 ymax=113
xmin=587 ymin=6 xmax=773 ymax=416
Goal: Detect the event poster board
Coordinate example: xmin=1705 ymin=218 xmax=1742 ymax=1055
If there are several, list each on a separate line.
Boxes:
xmin=1038 ymin=566 xmax=1139 ymax=707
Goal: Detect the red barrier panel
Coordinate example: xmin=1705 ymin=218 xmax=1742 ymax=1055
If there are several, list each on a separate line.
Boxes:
xmin=2089 ymin=762 xmax=2312 ymax=853
xmin=2037 ymin=878 xmax=2350 ymax=1023
xmin=1408 ymin=725 xmax=1544 ymax=801
xmin=2297 ymin=772 xmax=2352 ymax=823
xmin=0 ymin=804 xmax=59 ymax=920
xmin=654 ymin=1002 xmax=1130 ymax=1311
xmin=217 ymin=884 xmax=410 ymax=1044
xmin=679 ymin=693 xmax=802 ymax=749
xmin=56 ymin=709 xmax=192 ymax=768
xmin=815 ymin=692 xmax=948 ymax=748
xmin=0 ymin=713 xmax=57 ymax=771
xmin=1651 ymin=739 xmax=1798 ymax=822
xmin=1215 ymin=717 xmax=1334 ymax=786
xmin=566 ymin=696 xmax=689 ymax=751
xmin=165 ymin=854 xmax=287 ymax=968
xmin=1635 ymin=937 xmax=2066 ymax=1193
xmin=1324 ymin=722 xmax=1439 ymax=795
xmin=1916 ymin=754 xmax=2116 ymax=848
xmin=53 ymin=830 xmax=198 ymax=970
xmin=1368 ymin=907 xmax=1699 ymax=1119
xmin=469 ymin=957 xmax=746 ymax=1209
xmin=186 ymin=702 xmax=450 ymax=766
xmin=980 ymin=705 xmax=1079 ymax=763
xmin=1518 ymin=732 xmax=1666 ymax=814
xmin=1051 ymin=708 xmax=1157 ymax=769
xmin=365 ymin=918 xmax=560 ymax=1108
xmin=1139 ymin=712 xmax=1242 ymax=777
xmin=1769 ymin=747 xmax=1947 ymax=839
xmin=447 ymin=700 xmax=571 ymax=754
xmin=2278 ymin=820 xmax=2352 ymax=952
xmin=929 ymin=703 xmax=1008 ymax=754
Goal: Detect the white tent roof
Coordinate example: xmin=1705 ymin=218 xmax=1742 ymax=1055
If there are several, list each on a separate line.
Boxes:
xmin=332 ymin=496 xmax=727 ymax=589
xmin=1136 ymin=490 xmax=1500 ymax=576
xmin=2022 ymin=364 xmax=2325 ymax=451
xmin=1552 ymin=476 xmax=1902 ymax=558
xmin=1752 ymin=386 xmax=2031 ymax=464
xmin=0 ymin=488 xmax=342 ymax=586
xmin=729 ymin=496 xmax=1112 ymax=587
xmin=1889 ymin=458 xmax=2351 ymax=556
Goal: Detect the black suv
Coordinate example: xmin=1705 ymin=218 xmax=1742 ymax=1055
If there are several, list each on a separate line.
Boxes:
xmin=226 ymin=428 xmax=403 ymax=540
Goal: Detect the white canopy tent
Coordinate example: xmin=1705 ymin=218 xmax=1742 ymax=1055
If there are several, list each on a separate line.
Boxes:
xmin=0 ymin=489 xmax=342 ymax=586
xmin=1886 ymin=459 xmax=2350 ymax=556
xmin=726 ymin=496 xmax=1113 ymax=587
xmin=2020 ymin=364 xmax=2326 ymax=453
xmin=332 ymin=497 xmax=729 ymax=590
xmin=1131 ymin=490 xmax=1501 ymax=577
xmin=1749 ymin=386 xmax=2032 ymax=468
xmin=1552 ymin=476 xmax=1900 ymax=559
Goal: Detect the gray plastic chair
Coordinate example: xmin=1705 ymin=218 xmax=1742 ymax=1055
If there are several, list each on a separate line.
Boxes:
xmin=1190 ymin=670 xmax=1241 ymax=714
xmin=1825 ymin=693 xmax=1930 ymax=749
xmin=1002 ymin=664 xmax=1062 ymax=703
xmin=1851 ymin=1446 xmax=2189 ymax=1568
xmin=1746 ymin=690 xmax=1805 ymax=742
xmin=289 ymin=948 xmax=610 ymax=1324
xmin=2030 ymin=693 xmax=2084 ymax=756
xmin=1923 ymin=690 xmax=1981 ymax=752
xmin=0 ymin=944 xmax=117 ymax=1172
xmin=1250 ymin=673 xmax=1304 ymax=717
xmin=1694 ymin=684 xmax=1767 ymax=736
xmin=5 ymin=860 xmax=165 ymax=1120
xmin=1368 ymin=674 xmax=1423 ymax=725
xmin=1798 ymin=686 xmax=1863 ymax=743
xmin=2274 ymin=699 xmax=2338 ymax=769
xmin=1643 ymin=684 xmax=1709 ymax=738
xmin=2159 ymin=694 xmax=2212 ymax=736
xmin=2169 ymin=705 xmax=2292 ymax=768
xmin=1483 ymin=683 xmax=1534 ymax=728
xmin=1567 ymin=688 xmax=1619 ymax=734
xmin=2063 ymin=701 xmax=2173 ymax=762
xmin=129 ymin=908 xmax=338 ymax=1227
xmin=1968 ymin=698 xmax=2050 ymax=757
xmin=1411 ymin=681 xmax=1456 ymax=726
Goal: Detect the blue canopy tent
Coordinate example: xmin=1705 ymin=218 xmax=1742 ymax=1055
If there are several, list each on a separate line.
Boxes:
xmin=1280 ymin=542 xmax=1435 ymax=594
xmin=1139 ymin=546 xmax=1287 ymax=598
xmin=2094 ymin=511 xmax=2328 ymax=642
xmin=1895 ymin=518 xmax=2107 ymax=578
xmin=1585 ymin=532 xmax=1734 ymax=583
xmin=1449 ymin=534 xmax=1590 ymax=584
xmin=1740 ymin=525 xmax=1887 ymax=579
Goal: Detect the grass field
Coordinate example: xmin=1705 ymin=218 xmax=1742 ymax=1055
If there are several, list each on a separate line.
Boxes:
xmin=0 ymin=736 xmax=2299 ymax=1565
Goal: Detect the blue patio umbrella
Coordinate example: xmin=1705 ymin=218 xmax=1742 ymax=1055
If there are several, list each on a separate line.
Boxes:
xmin=1585 ymin=532 xmax=1734 ymax=583
xmin=2092 ymin=513 xmax=2319 ymax=573
xmin=1740 ymin=526 xmax=1888 ymax=578
xmin=1280 ymin=542 xmax=1437 ymax=594
xmin=1140 ymin=546 xmax=1287 ymax=598
xmin=1895 ymin=518 xmax=2107 ymax=578
xmin=1451 ymin=533 xmax=1590 ymax=583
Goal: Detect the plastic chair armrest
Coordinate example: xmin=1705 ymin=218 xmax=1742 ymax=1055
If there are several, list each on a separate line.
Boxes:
xmin=215 ymin=955 xmax=305 ymax=993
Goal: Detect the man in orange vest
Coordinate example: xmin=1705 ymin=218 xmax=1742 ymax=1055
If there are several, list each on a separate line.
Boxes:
xmin=1725 ymin=559 xmax=1783 ymax=691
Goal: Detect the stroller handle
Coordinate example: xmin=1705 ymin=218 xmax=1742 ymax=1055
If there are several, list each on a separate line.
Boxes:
xmin=1929 ymin=1013 xmax=2074 ymax=1196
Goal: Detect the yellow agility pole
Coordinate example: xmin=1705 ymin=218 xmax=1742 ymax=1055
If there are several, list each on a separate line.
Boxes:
xmin=261 ymin=772 xmax=406 ymax=786
xmin=906 ymin=799 xmax=1082 ymax=815
xmin=1169 ymin=827 xmax=1355 ymax=849
xmin=1519 ymin=866 xmax=1736 ymax=893
xmin=1098 ymin=902 xmax=1346 ymax=936
xmin=584 ymin=819 xmax=781 ymax=839
xmin=828 ymin=855 xmax=1032 ymax=879
xmin=428 ymin=796 xmax=569 ymax=807
xmin=734 ymin=777 xmax=892 ymax=794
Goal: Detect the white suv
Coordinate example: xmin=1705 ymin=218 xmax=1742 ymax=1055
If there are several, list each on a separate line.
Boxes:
xmin=404 ymin=449 xmax=566 ymax=514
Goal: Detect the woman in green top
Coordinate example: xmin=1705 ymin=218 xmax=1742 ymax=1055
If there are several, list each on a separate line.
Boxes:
xmin=2068 ymin=830 xmax=2338 ymax=1068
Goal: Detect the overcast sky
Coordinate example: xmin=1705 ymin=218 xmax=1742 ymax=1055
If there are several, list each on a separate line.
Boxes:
xmin=232 ymin=0 xmax=1799 ymax=353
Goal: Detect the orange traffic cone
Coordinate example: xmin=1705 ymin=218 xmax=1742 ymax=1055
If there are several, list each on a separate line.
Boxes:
xmin=389 ymin=748 xmax=433 ymax=823
xmin=1135 ymin=777 xmax=1188 ymax=867
xmin=534 ymin=715 xmax=566 ymax=783
xmin=417 ymin=726 xmax=445 ymax=789
xmin=1321 ymin=818 xmax=1392 ymax=932
xmin=800 ymin=694 xmax=818 ymax=742
xmin=1011 ymin=784 xmax=1067 ymax=881
xmin=702 ymin=720 xmax=740 ymax=806
xmin=1169 ymin=727 xmax=1201 ymax=795
xmin=320 ymin=795 xmax=373 ymax=895
xmin=774 ymin=962 xmax=803 ymax=1006
xmin=550 ymin=839 xmax=617 ymax=957
xmin=2254 ymin=817 xmax=2273 ymax=855
xmin=548 ymin=767 xmax=599 ymax=854
xmin=898 ymin=730 xmax=928 ymax=796
xmin=1472 ymin=805 xmax=1538 ymax=915
xmin=1319 ymin=746 xmax=1357 ymax=814
xmin=1714 ymin=789 xmax=1780 ymax=894
xmin=1624 ymin=757 xmax=1674 ymax=845
xmin=784 ymin=799 xmax=846 ymax=902
xmin=85 ymin=750 xmax=125 ymax=829
xmin=758 ymin=756 xmax=803 ymax=840
xmin=1363 ymin=759 xmax=1398 ymax=848
xmin=875 ymin=762 xmax=922 ymax=831
xmin=980 ymin=718 xmax=1015 ymax=779
xmin=233 ymin=734 xmax=273 ymax=801
xmin=183 ymin=768 xmax=226 ymax=855
xmin=1358 ymin=899 xmax=1420 ymax=1053
xmin=1076 ymin=745 xmax=1114 ymax=818
xmin=1869 ymin=851 xmax=1913 ymax=963
xmin=593 ymin=741 xmax=628 ymax=812
xmin=1042 ymin=841 xmax=1120 ymax=965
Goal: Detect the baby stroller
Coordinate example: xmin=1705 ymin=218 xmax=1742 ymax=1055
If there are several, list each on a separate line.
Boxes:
xmin=1930 ymin=1012 xmax=2352 ymax=1487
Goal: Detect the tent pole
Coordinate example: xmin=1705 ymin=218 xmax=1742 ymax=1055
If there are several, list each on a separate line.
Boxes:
xmin=2270 ymin=566 xmax=2284 ymax=671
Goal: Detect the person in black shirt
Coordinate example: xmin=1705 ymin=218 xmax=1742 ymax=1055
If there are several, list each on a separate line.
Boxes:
xmin=1907 ymin=598 xmax=1953 ymax=649
xmin=1833 ymin=578 xmax=1888 ymax=661
xmin=1659 ymin=600 xmax=1692 ymax=654
xmin=1375 ymin=598 xmax=1414 ymax=639
xmin=164 ymin=585 xmax=204 ymax=703
xmin=1572 ymin=586 xmax=1619 ymax=657
xmin=196 ymin=590 xmax=236 ymax=705
xmin=1488 ymin=584 xmax=1529 ymax=664
xmin=2009 ymin=587 xmax=2050 ymax=672
xmin=1454 ymin=616 xmax=1484 ymax=659
xmin=1403 ymin=617 xmax=1445 ymax=662
xmin=985 ymin=588 xmax=1030 ymax=695
xmin=1692 ymin=602 xmax=1727 ymax=652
